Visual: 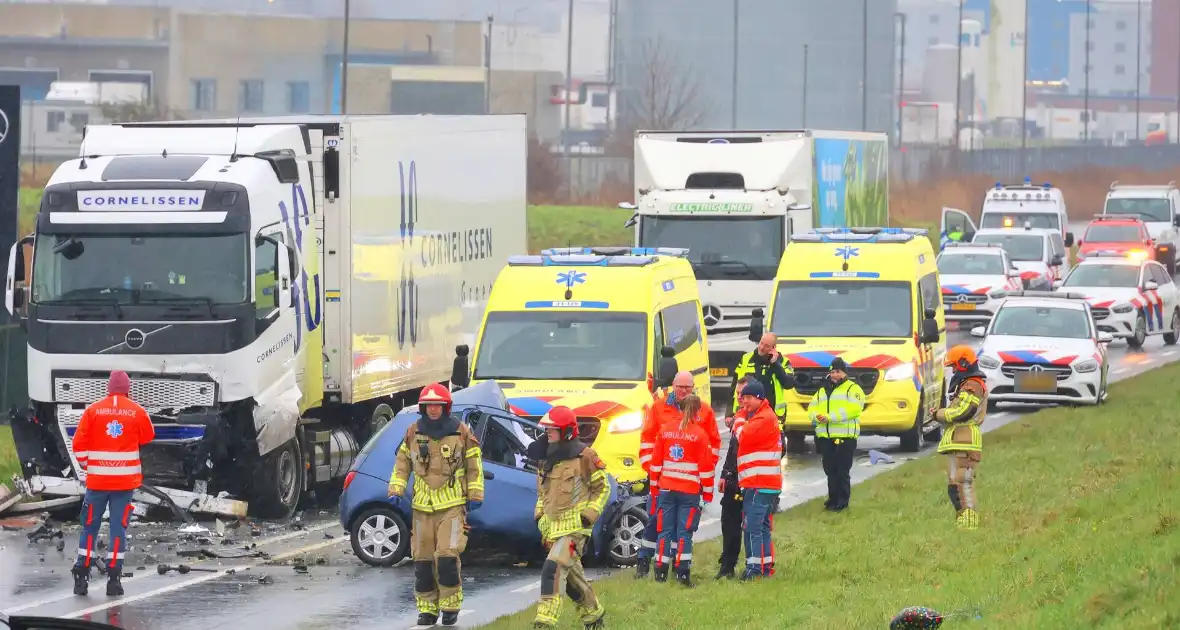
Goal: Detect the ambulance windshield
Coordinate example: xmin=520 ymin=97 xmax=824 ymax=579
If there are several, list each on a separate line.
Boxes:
xmin=769 ymin=280 xmax=913 ymax=338
xmin=473 ymin=311 xmax=648 ymax=381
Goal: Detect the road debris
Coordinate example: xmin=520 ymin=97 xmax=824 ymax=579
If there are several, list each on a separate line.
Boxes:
xmin=157 ymin=563 xmax=220 ymax=575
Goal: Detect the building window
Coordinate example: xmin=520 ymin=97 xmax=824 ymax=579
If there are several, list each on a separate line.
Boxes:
xmin=89 ymin=70 xmax=153 ymax=98
xmin=1115 ymin=42 xmax=1126 ymax=53
xmin=1115 ymin=20 xmax=1126 ymax=31
xmin=590 ymin=92 xmax=609 ymax=108
xmin=1115 ymin=64 xmax=1126 ymax=75
xmin=46 ymin=111 xmax=65 ymax=132
xmin=285 ymin=81 xmax=310 ymax=113
xmin=239 ymin=79 xmax=264 ymax=112
xmin=190 ymin=79 xmax=216 ymax=111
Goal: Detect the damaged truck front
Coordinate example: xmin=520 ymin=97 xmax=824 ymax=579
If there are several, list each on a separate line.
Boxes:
xmin=4 ymin=117 xmax=529 ymax=520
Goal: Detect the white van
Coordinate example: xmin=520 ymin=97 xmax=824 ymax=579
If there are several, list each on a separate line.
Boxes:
xmin=941 ymin=179 xmax=1075 ymax=249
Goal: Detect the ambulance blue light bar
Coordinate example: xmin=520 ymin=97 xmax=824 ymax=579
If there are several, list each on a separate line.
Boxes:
xmin=541 ymin=246 xmax=690 ymax=258
xmin=792 ymin=227 xmax=929 ymax=244
xmin=508 ymin=253 xmax=660 ymax=267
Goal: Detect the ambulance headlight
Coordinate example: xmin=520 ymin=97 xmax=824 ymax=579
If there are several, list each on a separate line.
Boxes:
xmin=978 ymin=355 xmax=1001 ymax=370
xmin=607 ymin=412 xmax=645 ymax=434
xmin=883 ymin=363 xmax=915 ymax=382
xmin=1112 ymin=303 xmax=1134 ymax=314
xmin=1074 ymin=359 xmax=1099 ymax=373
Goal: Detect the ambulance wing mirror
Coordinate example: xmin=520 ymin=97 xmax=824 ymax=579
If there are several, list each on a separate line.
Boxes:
xmin=451 ymin=344 xmax=471 ymax=391
xmin=5 ymin=235 xmax=34 ymax=318
xmin=748 ymin=307 xmax=765 ymax=342
xmin=919 ymin=318 xmax=940 ymax=344
xmin=1064 ymin=232 xmax=1075 ymax=248
xmin=656 ymin=345 xmax=678 ymax=388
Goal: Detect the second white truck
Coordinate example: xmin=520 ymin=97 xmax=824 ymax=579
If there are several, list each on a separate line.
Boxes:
xmin=619 ymin=129 xmax=890 ymax=394
xmin=5 ymin=115 xmax=528 ymax=518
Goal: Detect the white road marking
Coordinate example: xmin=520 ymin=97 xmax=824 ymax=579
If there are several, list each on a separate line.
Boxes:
xmin=1114 ymin=367 xmax=1129 ymax=374
xmin=408 ymin=610 xmax=472 ymax=629
xmin=4 ymin=520 xmax=342 ymax=616
xmin=510 ymin=580 xmax=541 ymax=593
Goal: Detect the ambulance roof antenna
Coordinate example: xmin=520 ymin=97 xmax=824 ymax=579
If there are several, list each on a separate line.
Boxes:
xmin=229 ymin=116 xmax=242 ymax=163
xmin=78 ymin=126 xmax=89 ymax=170
xmin=564 ymin=238 xmax=574 ymax=300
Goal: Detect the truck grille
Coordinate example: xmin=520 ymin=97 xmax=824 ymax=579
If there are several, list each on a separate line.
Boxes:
xmin=942 ymin=294 xmax=988 ymax=306
xmin=1090 ymin=307 xmax=1110 ymax=321
xmin=999 ymin=362 xmax=1072 ymax=381
xmin=792 ymin=368 xmax=880 ymax=396
xmin=54 ymin=376 xmax=216 ymax=409
xmin=703 ymin=304 xmax=760 ymax=336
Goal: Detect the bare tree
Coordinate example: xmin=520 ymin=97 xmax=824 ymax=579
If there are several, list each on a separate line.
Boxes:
xmin=624 ymin=36 xmax=710 ymax=132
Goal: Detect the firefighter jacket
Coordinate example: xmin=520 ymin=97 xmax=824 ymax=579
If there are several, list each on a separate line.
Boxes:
xmin=731 ymin=351 xmax=795 ymax=418
xmin=734 ymin=400 xmax=783 ymax=492
xmin=388 ymin=415 xmax=484 ymax=513
xmin=639 ymin=389 xmax=721 ymax=472
xmin=650 ymin=420 xmax=716 ymax=501
xmin=808 ymin=378 xmax=865 ymax=440
xmin=72 ymin=394 xmax=156 ymax=492
xmin=533 ymin=439 xmax=610 ymax=542
xmin=934 ymin=374 xmax=986 ymax=454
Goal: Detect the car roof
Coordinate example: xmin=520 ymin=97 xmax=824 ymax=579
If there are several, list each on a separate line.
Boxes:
xmin=1001 ymin=297 xmax=1088 ymax=310
xmin=1076 ymin=255 xmax=1144 ymax=267
xmin=974 ymin=228 xmax=1053 ymax=238
xmin=939 ymin=246 xmax=1004 ymax=255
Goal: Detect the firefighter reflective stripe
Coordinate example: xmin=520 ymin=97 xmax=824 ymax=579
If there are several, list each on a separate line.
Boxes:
xmin=84 ymin=450 xmax=142 ymax=477
xmin=466 ymin=446 xmax=485 ymax=496
xmin=943 ymin=390 xmax=981 ymax=424
xmin=587 ymin=470 xmax=609 ymax=514
xmin=938 ymin=380 xmax=986 ymax=454
xmin=809 ymin=381 xmax=864 ymax=439
xmin=732 ymin=352 xmax=789 ymax=417
xmin=389 ymin=442 xmax=411 ymax=494
xmin=409 ymin=475 xmax=469 ymax=512
xmin=737 ymin=451 xmax=781 ymax=482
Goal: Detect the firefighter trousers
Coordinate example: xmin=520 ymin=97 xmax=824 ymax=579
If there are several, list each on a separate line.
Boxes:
xmin=411 ymin=506 xmax=469 ymax=615
xmin=74 ymin=489 xmax=134 ymax=573
xmin=945 ymin=451 xmax=981 ymax=530
xmin=535 ymin=534 xmax=604 ymax=628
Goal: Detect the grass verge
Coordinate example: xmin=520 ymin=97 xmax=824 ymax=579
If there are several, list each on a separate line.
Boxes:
xmin=0 ymin=426 xmax=18 ymax=481
xmin=527 ymin=205 xmax=634 ymax=253
xmin=477 ymin=364 xmax=1180 ymax=629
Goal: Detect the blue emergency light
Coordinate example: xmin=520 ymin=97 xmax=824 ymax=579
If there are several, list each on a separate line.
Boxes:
xmin=541 ymin=246 xmax=690 ymax=258
xmin=794 ymin=227 xmax=929 ymax=244
xmin=1024 ymin=176 xmax=1032 ymax=185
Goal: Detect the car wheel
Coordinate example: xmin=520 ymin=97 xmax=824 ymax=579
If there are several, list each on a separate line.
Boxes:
xmin=1164 ymin=310 xmax=1180 ymax=346
xmin=1129 ymin=314 xmax=1147 ymax=349
xmin=784 ymin=430 xmax=809 ymax=454
xmin=350 ymin=505 xmax=410 ymax=567
xmin=607 ymin=504 xmax=648 ymax=567
xmin=367 ymin=403 xmax=396 ymax=444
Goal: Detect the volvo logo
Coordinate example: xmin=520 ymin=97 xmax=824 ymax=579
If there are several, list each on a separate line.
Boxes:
xmin=702 ymin=304 xmax=722 ymax=328
xmin=125 ymin=329 xmax=146 ymax=350
xmin=397 ymin=160 xmax=420 ymax=349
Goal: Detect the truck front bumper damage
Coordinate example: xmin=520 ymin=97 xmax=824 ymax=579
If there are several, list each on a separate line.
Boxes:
xmin=7 ymin=474 xmax=248 ymax=518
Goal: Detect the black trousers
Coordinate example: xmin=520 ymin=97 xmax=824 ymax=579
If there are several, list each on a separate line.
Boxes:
xmin=717 ymin=486 xmax=744 ymax=571
xmin=816 ymin=437 xmax=857 ymax=508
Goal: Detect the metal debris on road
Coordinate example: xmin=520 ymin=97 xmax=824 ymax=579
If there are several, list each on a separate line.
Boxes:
xmin=157 ymin=563 xmax=219 ymax=575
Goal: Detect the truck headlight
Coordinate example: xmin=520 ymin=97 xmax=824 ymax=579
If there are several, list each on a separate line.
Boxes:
xmin=978 ymin=355 xmax=1001 ymax=370
xmin=883 ymin=363 xmax=915 ymax=381
xmin=607 ymin=411 xmax=645 ymax=434
xmin=1074 ymin=359 xmax=1099 ymax=373
xmin=1112 ymin=303 xmax=1134 ymax=314
xmin=987 ymin=290 xmax=1007 ymax=299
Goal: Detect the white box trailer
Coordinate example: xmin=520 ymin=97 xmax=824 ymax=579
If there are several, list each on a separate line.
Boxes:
xmin=5 ymin=115 xmax=528 ymax=517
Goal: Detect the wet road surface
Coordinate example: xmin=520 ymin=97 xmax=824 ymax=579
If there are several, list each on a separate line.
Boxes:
xmin=3 ymin=330 xmax=1178 ymax=629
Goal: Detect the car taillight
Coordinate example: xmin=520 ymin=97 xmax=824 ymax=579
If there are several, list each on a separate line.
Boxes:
xmin=343 ymin=470 xmax=356 ymax=491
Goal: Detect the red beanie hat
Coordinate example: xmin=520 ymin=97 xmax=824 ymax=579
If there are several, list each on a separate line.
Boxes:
xmin=108 ymin=371 xmax=131 ymax=395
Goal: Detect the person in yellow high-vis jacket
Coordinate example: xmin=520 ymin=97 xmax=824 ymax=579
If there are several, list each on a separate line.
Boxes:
xmin=731 ymin=332 xmax=796 ymax=451
xmin=388 ymin=383 xmax=485 ymax=627
xmin=932 ymin=345 xmax=987 ymax=530
xmin=807 ymin=357 xmax=864 ymax=512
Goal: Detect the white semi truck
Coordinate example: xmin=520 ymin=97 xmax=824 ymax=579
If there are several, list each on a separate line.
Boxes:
xmin=619 ymin=129 xmax=890 ymax=393
xmin=4 ymin=115 xmax=528 ymax=518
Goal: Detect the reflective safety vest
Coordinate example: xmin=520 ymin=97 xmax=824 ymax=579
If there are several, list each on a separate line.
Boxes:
xmin=649 ymin=421 xmax=715 ymax=499
xmin=734 ymin=402 xmax=783 ymax=491
xmin=937 ymin=377 xmax=986 ymax=454
xmin=389 ymin=420 xmax=485 ymax=513
xmin=732 ymin=352 xmax=790 ymax=418
xmin=72 ymin=394 xmax=155 ymax=492
xmin=808 ymin=379 xmax=865 ymax=440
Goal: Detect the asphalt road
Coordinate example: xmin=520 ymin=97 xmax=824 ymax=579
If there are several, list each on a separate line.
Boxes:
xmin=3 ymin=328 xmax=1177 ymax=629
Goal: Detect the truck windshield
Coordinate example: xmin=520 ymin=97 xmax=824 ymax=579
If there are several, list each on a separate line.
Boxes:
xmin=972 ymin=234 xmax=1045 ymax=261
xmin=769 ymin=280 xmax=913 ymax=338
xmin=473 ymin=311 xmax=647 ymax=381
xmin=639 ymin=215 xmax=784 ymax=280
xmin=1104 ymin=198 xmax=1172 ymax=223
xmin=979 ymin=211 xmax=1060 ymax=231
xmin=32 ymin=233 xmax=249 ymax=304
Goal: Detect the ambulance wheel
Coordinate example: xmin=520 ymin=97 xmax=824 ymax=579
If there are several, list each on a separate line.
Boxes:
xmin=1164 ymin=309 xmax=1180 ymax=345
xmin=923 ymin=425 xmax=942 ymax=444
xmin=1128 ymin=315 xmax=1147 ymax=349
xmin=784 ymin=431 xmax=809 ymax=454
xmin=252 ymin=439 xmax=304 ymax=519
xmin=899 ymin=405 xmax=923 ymax=453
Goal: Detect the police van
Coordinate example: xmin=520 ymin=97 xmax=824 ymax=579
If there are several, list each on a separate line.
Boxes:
xmin=450 ymin=246 xmax=708 ymax=484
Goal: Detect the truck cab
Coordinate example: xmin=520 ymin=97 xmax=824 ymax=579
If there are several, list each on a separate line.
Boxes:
xmin=1102 ymin=181 xmax=1180 ymax=275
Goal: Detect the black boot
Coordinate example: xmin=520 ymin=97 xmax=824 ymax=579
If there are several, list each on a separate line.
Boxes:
xmin=106 ymin=574 xmax=124 ymax=597
xmin=740 ymin=567 xmax=762 ymax=582
xmin=584 ymin=614 xmax=606 ymax=629
xmin=653 ymin=564 xmax=669 ymax=583
xmin=633 ymin=558 xmax=650 ymax=579
xmin=676 ymin=569 xmax=693 ymax=587
xmin=440 ymin=610 xmax=459 ymax=626
xmin=417 ymin=612 xmax=439 ymax=626
xmin=71 ymin=566 xmax=89 ymax=596
xmin=715 ymin=566 xmax=735 ymax=580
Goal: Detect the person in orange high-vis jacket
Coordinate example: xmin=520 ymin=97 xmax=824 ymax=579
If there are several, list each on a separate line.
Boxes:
xmin=635 ymin=371 xmax=720 ymax=579
xmin=649 ymin=394 xmax=715 ymax=587
xmin=733 ymin=381 xmax=783 ymax=581
xmin=70 ymin=371 xmax=155 ymax=597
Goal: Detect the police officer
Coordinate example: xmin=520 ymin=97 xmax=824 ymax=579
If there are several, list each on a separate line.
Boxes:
xmin=715 ymin=375 xmax=754 ymax=579
xmin=932 ymin=346 xmax=987 ymax=530
xmin=532 ymin=406 xmax=608 ymax=629
xmin=807 ymin=358 xmax=865 ymax=512
xmin=388 ymin=384 xmax=485 ymax=627
xmin=732 ymin=332 xmax=797 ymax=452
xmin=70 ymin=371 xmax=155 ymax=596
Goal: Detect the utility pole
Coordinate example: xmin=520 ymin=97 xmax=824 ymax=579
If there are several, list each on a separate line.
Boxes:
xmin=953 ymin=0 xmax=964 ymax=148
xmin=802 ymin=44 xmax=809 ymax=127
xmin=896 ymin=13 xmax=906 ymax=148
xmin=861 ymin=0 xmax=869 ymax=130
xmin=485 ymin=14 xmax=494 ymax=114
xmin=731 ymin=0 xmax=739 ymax=128
xmin=1021 ymin=0 xmax=1029 ymax=152
xmin=340 ymin=0 xmax=351 ymax=114
xmin=1084 ymin=0 xmax=1091 ymax=144
xmin=562 ymin=0 xmax=575 ymax=158
xmin=1135 ymin=0 xmax=1142 ymax=141
xmin=605 ymin=0 xmax=617 ymax=135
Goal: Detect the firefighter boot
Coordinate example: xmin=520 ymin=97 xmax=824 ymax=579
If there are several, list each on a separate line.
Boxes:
xmin=416 ymin=613 xmax=439 ymax=626
xmin=740 ymin=567 xmax=762 ymax=582
xmin=676 ymin=568 xmax=693 ymax=588
xmin=71 ymin=565 xmax=90 ymax=596
xmin=440 ymin=611 xmax=459 ymax=626
xmin=956 ymin=508 xmax=979 ymax=530
xmin=106 ymin=573 xmax=124 ymax=597
xmin=633 ymin=558 xmax=650 ymax=579
xmin=714 ymin=566 xmax=735 ymax=580
xmin=653 ymin=563 xmax=669 ymax=583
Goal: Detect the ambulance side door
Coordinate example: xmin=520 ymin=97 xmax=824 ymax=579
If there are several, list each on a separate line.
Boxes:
xmin=660 ymin=300 xmax=709 ymax=394
xmin=917 ymin=270 xmax=945 ymax=410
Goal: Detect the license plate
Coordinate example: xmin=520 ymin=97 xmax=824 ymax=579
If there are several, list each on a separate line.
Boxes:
xmin=1014 ymin=371 xmax=1057 ymax=393
xmin=950 ymin=303 xmax=977 ymax=311
xmin=711 ymin=367 xmax=728 ymax=377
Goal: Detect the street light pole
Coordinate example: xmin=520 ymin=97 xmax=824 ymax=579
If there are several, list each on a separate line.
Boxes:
xmin=953 ymin=0 xmax=964 ymax=148
xmin=485 ymin=14 xmax=494 ymax=114
xmin=802 ymin=43 xmax=809 ymax=127
xmin=340 ymin=0 xmax=351 ymax=114
xmin=1135 ymin=0 xmax=1142 ymax=141
xmin=861 ymin=0 xmax=868 ymax=130
xmin=731 ymin=0 xmax=739 ymax=128
xmin=1021 ymin=0 xmax=1029 ymax=152
xmin=563 ymin=0 xmax=575 ymax=157
xmin=896 ymin=13 xmax=906 ymax=148
xmin=1084 ymin=0 xmax=1091 ymax=143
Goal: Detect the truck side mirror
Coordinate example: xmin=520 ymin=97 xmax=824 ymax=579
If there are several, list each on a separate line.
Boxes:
xmin=748 ymin=307 xmax=765 ymax=342
xmin=451 ymin=344 xmax=471 ymax=391
xmin=6 ymin=236 xmax=34 ymax=318
xmin=656 ymin=345 xmax=678 ymax=388
xmin=1173 ymin=215 xmax=1180 ymax=227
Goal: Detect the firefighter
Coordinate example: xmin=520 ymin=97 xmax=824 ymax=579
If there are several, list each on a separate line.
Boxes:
xmin=716 ymin=376 xmax=754 ymax=579
xmin=635 ymin=370 xmax=720 ymax=578
xmin=532 ymin=406 xmax=608 ymax=629
xmin=808 ymin=357 xmax=864 ymax=512
xmin=649 ymin=394 xmax=715 ymax=586
xmin=932 ymin=345 xmax=987 ymax=530
xmin=733 ymin=381 xmax=782 ymax=580
xmin=70 ymin=370 xmax=155 ymax=597
xmin=732 ymin=332 xmax=797 ymax=452
xmin=388 ymin=384 xmax=485 ymax=627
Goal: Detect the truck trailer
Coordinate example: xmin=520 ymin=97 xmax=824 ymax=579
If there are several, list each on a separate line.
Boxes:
xmin=4 ymin=115 xmax=528 ymax=518
xmin=619 ymin=129 xmax=889 ymax=395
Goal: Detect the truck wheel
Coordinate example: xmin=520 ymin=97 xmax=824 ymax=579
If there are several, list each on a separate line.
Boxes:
xmin=606 ymin=504 xmax=648 ymax=567
xmin=350 ymin=505 xmax=410 ymax=567
xmin=784 ymin=431 xmax=809 ymax=454
xmin=898 ymin=404 xmax=923 ymax=453
xmin=367 ymin=403 xmax=396 ymax=445
xmin=251 ymin=439 xmax=304 ymax=519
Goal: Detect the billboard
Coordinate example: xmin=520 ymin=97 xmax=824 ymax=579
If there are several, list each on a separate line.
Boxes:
xmin=812 ymin=136 xmax=889 ymax=228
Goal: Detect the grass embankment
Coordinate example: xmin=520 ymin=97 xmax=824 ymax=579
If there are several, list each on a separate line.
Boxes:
xmin=478 ymin=364 xmax=1180 ymax=629
xmin=0 ymin=426 xmax=18 ymax=481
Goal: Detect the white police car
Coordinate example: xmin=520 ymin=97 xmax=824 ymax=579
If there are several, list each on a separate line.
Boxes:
xmin=970 ymin=292 xmax=1111 ymax=408
xmin=971 ymin=226 xmax=1070 ymax=291
xmin=937 ymin=242 xmax=1023 ymax=322
xmin=1057 ymin=250 xmax=1180 ymax=349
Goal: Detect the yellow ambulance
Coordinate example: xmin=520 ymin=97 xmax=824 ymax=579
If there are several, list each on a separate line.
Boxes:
xmin=749 ymin=227 xmax=946 ymax=451
xmin=452 ymin=246 xmax=709 ymax=484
